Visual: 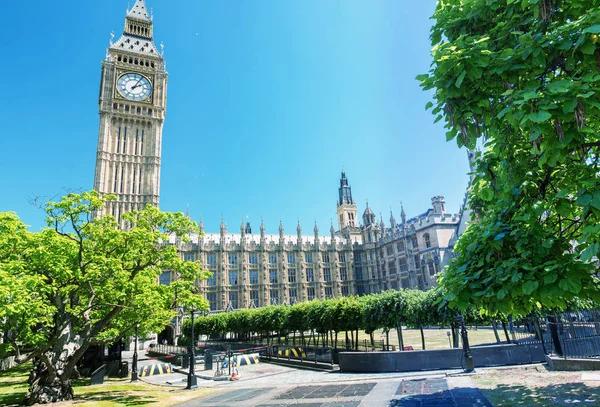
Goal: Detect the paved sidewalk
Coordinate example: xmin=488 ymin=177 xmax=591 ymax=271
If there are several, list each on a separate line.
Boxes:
xmin=174 ymin=374 xmax=493 ymax=407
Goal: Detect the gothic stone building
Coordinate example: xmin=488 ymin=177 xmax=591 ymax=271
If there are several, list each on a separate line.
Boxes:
xmin=166 ymin=171 xmax=460 ymax=311
xmin=95 ymin=1 xmax=461 ymax=322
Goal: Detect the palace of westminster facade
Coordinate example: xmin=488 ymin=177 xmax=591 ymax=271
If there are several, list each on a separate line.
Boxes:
xmin=94 ymin=0 xmax=463 ymax=316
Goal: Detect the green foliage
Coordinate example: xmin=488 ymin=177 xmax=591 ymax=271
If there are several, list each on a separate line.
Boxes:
xmin=0 ymin=191 xmax=209 ymax=379
xmin=188 ymin=289 xmax=450 ymax=339
xmin=420 ymin=0 xmax=600 ymax=315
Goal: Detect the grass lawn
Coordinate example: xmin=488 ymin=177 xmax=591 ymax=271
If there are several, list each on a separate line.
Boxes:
xmin=282 ymin=327 xmax=506 ymax=351
xmin=473 ymin=365 xmax=600 ymax=407
xmin=0 ymin=363 xmax=212 ymax=407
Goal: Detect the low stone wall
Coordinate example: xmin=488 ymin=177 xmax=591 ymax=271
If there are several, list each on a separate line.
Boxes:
xmin=339 ymin=343 xmax=546 ymax=373
xmin=546 ymin=355 xmax=600 ymax=371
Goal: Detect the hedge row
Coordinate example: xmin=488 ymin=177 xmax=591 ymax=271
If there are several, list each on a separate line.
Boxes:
xmin=182 ymin=289 xmax=485 ymax=349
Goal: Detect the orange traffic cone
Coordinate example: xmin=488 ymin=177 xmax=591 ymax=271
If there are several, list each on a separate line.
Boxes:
xmin=230 ymin=369 xmax=240 ymax=381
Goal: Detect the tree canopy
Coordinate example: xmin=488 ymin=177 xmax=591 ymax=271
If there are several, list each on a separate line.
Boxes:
xmin=419 ymin=0 xmax=600 ymax=316
xmin=0 ymin=191 xmax=208 ymax=404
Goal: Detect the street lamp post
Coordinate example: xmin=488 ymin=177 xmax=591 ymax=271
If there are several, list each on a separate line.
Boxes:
xmin=131 ymin=322 xmax=140 ymax=382
xmin=454 ymin=315 xmax=474 ymax=373
xmin=186 ymin=308 xmax=198 ymax=389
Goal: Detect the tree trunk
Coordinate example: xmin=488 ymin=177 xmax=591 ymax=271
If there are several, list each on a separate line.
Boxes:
xmin=419 ymin=325 xmax=426 ymax=350
xmin=334 ymin=331 xmax=338 ymax=350
xmin=385 ymin=329 xmax=390 ymax=351
xmin=369 ymin=332 xmax=375 ymax=349
xmin=25 ymin=359 xmax=74 ymax=405
xmin=355 ymin=329 xmax=359 ymax=351
xmin=491 ymin=320 xmax=501 ymax=343
xmin=396 ymin=326 xmax=404 ymax=351
xmin=345 ymin=331 xmax=350 ymax=350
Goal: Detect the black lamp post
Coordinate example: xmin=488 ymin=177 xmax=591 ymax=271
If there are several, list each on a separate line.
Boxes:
xmin=454 ymin=314 xmax=474 ymax=372
xmin=131 ymin=322 xmax=140 ymax=382
xmin=186 ymin=308 xmax=198 ymax=389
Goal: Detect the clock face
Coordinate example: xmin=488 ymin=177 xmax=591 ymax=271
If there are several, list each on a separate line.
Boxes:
xmin=117 ymin=73 xmax=153 ymax=101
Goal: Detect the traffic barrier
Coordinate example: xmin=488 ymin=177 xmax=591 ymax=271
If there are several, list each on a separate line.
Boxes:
xmin=140 ymin=363 xmax=172 ymax=377
xmin=235 ymin=353 xmax=260 ymax=366
xmin=277 ymin=347 xmax=307 ymax=358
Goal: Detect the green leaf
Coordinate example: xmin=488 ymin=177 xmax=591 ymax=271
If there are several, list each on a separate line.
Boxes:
xmin=522 ymin=281 xmax=538 ymax=295
xmin=583 ymin=25 xmax=600 ymax=34
xmin=494 ymin=232 xmax=506 ymax=241
xmin=581 ymin=243 xmax=599 ymax=262
xmin=425 ymin=101 xmax=433 ymax=110
xmin=455 ymin=70 xmax=467 ymax=88
xmin=543 ymin=274 xmax=558 ymax=284
xmin=497 ymin=288 xmax=508 ymax=299
xmin=581 ymin=41 xmax=596 ymax=55
xmin=527 ymin=111 xmax=552 ymax=123
xmin=562 ymin=99 xmax=577 ymax=113
xmin=559 ymin=278 xmax=582 ymax=294
xmin=556 ymin=203 xmax=571 ymax=217
xmin=591 ymin=192 xmax=600 ymax=210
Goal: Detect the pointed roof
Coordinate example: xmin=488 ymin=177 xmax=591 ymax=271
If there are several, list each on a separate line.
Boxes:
xmin=127 ymin=0 xmax=152 ymax=22
xmin=363 ymin=200 xmax=375 ymax=217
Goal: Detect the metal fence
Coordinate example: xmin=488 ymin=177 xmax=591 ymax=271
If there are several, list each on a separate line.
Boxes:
xmin=512 ymin=311 xmax=600 ymax=360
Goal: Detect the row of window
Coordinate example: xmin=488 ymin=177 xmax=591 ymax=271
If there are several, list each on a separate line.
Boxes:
xmin=203 ymin=264 xmax=380 ymax=286
xmin=216 ymin=267 xmax=352 ymax=286
xmin=187 ymin=252 xmax=346 ymax=265
xmin=117 ymin=53 xmax=156 ymax=67
xmin=205 ymin=286 xmax=354 ymax=310
xmin=112 ymin=103 xmax=153 ymax=116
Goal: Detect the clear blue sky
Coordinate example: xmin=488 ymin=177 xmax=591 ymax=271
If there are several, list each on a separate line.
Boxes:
xmin=0 ymin=0 xmax=469 ymax=233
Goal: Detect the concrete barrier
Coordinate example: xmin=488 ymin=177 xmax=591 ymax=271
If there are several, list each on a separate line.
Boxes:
xmin=339 ymin=343 xmax=546 ymax=373
xmin=235 ymin=353 xmax=260 ymax=366
xmin=140 ymin=363 xmax=172 ymax=377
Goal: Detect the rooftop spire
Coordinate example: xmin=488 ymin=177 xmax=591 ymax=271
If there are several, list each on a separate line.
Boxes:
xmin=338 ymin=170 xmax=354 ymax=206
xmin=401 ymin=202 xmax=407 ymax=225
xmin=127 ymin=0 xmax=152 ymax=23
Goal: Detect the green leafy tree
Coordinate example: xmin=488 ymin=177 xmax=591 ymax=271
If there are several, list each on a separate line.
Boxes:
xmin=419 ymin=0 xmax=600 ymax=316
xmin=0 ymin=192 xmax=208 ymax=405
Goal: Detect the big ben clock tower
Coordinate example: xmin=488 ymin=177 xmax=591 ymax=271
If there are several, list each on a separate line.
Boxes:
xmin=93 ymin=0 xmax=167 ymax=226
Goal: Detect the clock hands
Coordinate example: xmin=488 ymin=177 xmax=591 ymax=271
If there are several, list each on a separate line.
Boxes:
xmin=131 ymin=78 xmax=144 ymax=90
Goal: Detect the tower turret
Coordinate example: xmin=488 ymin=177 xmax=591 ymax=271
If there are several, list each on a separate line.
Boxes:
xmin=362 ymin=200 xmax=376 ymax=226
xmin=297 ymin=221 xmax=303 ymax=250
xmin=279 ymin=220 xmax=284 ymax=241
xmin=401 ymin=202 xmax=407 ymax=226
xmin=94 ymin=0 xmax=167 ymax=228
xmin=390 ymin=209 xmax=397 ymax=229
xmin=336 ymin=171 xmax=359 ymax=234
xmin=432 ymin=196 xmax=446 ymax=215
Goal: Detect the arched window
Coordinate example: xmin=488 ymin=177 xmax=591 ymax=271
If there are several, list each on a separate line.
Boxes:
xmin=424 ymin=233 xmax=431 ymax=248
xmin=428 ymin=260 xmax=435 ymax=276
